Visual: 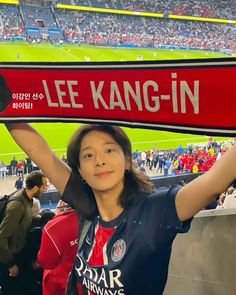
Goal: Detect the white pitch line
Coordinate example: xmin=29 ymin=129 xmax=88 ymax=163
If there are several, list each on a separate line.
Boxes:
xmin=0 ymin=152 xmax=26 ymax=156
xmin=0 ymin=149 xmax=66 ymax=156
xmin=59 ymin=47 xmax=83 ymax=61
xmin=132 ymin=136 xmax=207 ymax=145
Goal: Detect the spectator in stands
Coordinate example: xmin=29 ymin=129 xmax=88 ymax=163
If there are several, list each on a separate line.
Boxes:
xmin=132 ymin=149 xmax=138 ymax=159
xmin=32 ymin=197 xmax=41 ymax=218
xmin=146 ymin=150 xmax=151 ymax=167
xmin=5 ymin=122 xmax=236 ymax=294
xmin=177 ymin=144 xmax=183 ymax=154
xmin=0 ymin=161 xmax=7 ymax=179
xmin=0 ymin=171 xmax=48 ymax=295
xmin=216 ymin=192 xmax=226 ymax=209
xmin=141 ymin=150 xmax=146 ymax=165
xmin=17 ymin=160 xmax=24 ymax=180
xmin=36 ymin=200 xmax=78 ymax=295
xmin=135 ymin=153 xmax=143 ymax=167
xmin=192 ymin=162 xmax=199 ymax=173
xmin=139 ymin=163 xmax=146 ymax=174
xmin=221 ymin=187 xmax=236 ymax=209
xmin=10 ymin=156 xmax=18 ymax=176
xmin=157 ymin=155 xmax=164 ymax=173
xmin=149 ymin=151 xmax=158 ymax=170
xmin=25 ymin=157 xmax=33 ymax=174
xmin=15 ymin=176 xmax=23 ymax=190
xmin=163 ymin=158 xmax=172 ymax=176
xmin=173 ymin=157 xmax=180 ymax=175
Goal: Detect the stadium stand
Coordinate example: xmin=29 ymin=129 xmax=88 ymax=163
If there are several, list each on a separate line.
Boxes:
xmin=58 ymin=0 xmax=73 ymax=4
xmin=0 ymin=2 xmax=235 ymax=51
xmin=21 ymin=5 xmax=57 ymax=28
xmin=121 ymin=0 xmax=236 ymax=19
xmin=74 ymin=0 xmax=91 ymax=6
xmin=61 ymin=0 xmax=236 ymax=20
xmin=73 ymin=0 xmax=123 ymax=9
xmin=21 ymin=0 xmax=51 ymax=7
xmin=88 ymin=0 xmax=121 ymax=9
xmin=0 ymin=4 xmax=25 ymax=40
xmin=52 ymin=10 xmax=236 ymax=50
xmin=57 ymin=0 xmax=236 ymax=19
xmin=66 ymin=0 xmax=236 ymax=20
xmin=53 ymin=8 xmax=84 ymax=42
xmin=19 ymin=5 xmax=66 ymax=42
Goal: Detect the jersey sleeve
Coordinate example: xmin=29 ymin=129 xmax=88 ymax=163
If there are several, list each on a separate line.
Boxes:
xmin=161 ymin=185 xmax=192 ymax=233
xmin=61 ymin=171 xmax=80 ymax=209
xmin=146 ymin=185 xmax=192 ymax=236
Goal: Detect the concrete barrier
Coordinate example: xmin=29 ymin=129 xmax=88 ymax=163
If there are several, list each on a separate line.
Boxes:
xmin=164 ymin=208 xmax=236 ymax=295
xmin=40 ymin=188 xmax=61 ymax=205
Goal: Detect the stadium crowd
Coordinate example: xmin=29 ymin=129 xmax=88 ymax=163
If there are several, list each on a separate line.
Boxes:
xmin=0 ymin=5 xmax=25 ymax=40
xmin=132 ymin=138 xmax=232 ymax=177
xmin=56 ymin=11 xmax=235 ymax=50
xmin=55 ymin=0 xmax=236 ymax=19
xmin=122 ymin=0 xmax=236 ymax=20
xmin=0 ymin=2 xmax=235 ymax=51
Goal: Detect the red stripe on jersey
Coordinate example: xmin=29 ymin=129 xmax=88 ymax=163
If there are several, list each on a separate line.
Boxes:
xmin=88 ymin=223 xmax=114 ymax=295
xmin=77 ymin=223 xmax=115 ymax=295
xmin=88 ymin=223 xmax=115 ymax=266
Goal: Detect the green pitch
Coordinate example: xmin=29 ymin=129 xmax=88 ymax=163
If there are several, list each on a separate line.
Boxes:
xmin=0 ymin=41 xmax=229 ymax=163
xmin=0 ymin=41 xmax=228 ymax=62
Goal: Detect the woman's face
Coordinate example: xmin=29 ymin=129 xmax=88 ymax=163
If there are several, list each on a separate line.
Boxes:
xmin=78 ymin=130 xmax=130 ymax=198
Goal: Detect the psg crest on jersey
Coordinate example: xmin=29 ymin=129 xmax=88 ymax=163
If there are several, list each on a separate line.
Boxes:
xmin=111 ymin=239 xmax=126 ymax=262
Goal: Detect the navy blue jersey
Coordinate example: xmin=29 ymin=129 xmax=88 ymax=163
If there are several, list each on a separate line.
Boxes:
xmin=63 ymin=174 xmax=192 ymax=295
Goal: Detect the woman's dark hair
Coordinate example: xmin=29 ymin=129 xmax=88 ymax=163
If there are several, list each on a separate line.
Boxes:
xmin=67 ymin=124 xmax=155 ymax=220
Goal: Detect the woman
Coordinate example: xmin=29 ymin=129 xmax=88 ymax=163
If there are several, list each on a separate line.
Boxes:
xmin=5 ymin=123 xmax=236 ymax=294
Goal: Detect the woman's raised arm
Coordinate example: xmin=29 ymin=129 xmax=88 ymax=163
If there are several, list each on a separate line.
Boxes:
xmin=176 ymin=144 xmax=236 ymax=221
xmin=5 ymin=123 xmax=71 ymax=194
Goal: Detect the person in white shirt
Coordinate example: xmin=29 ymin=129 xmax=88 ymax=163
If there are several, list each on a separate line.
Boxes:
xmin=223 ymin=193 xmax=236 ymax=209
